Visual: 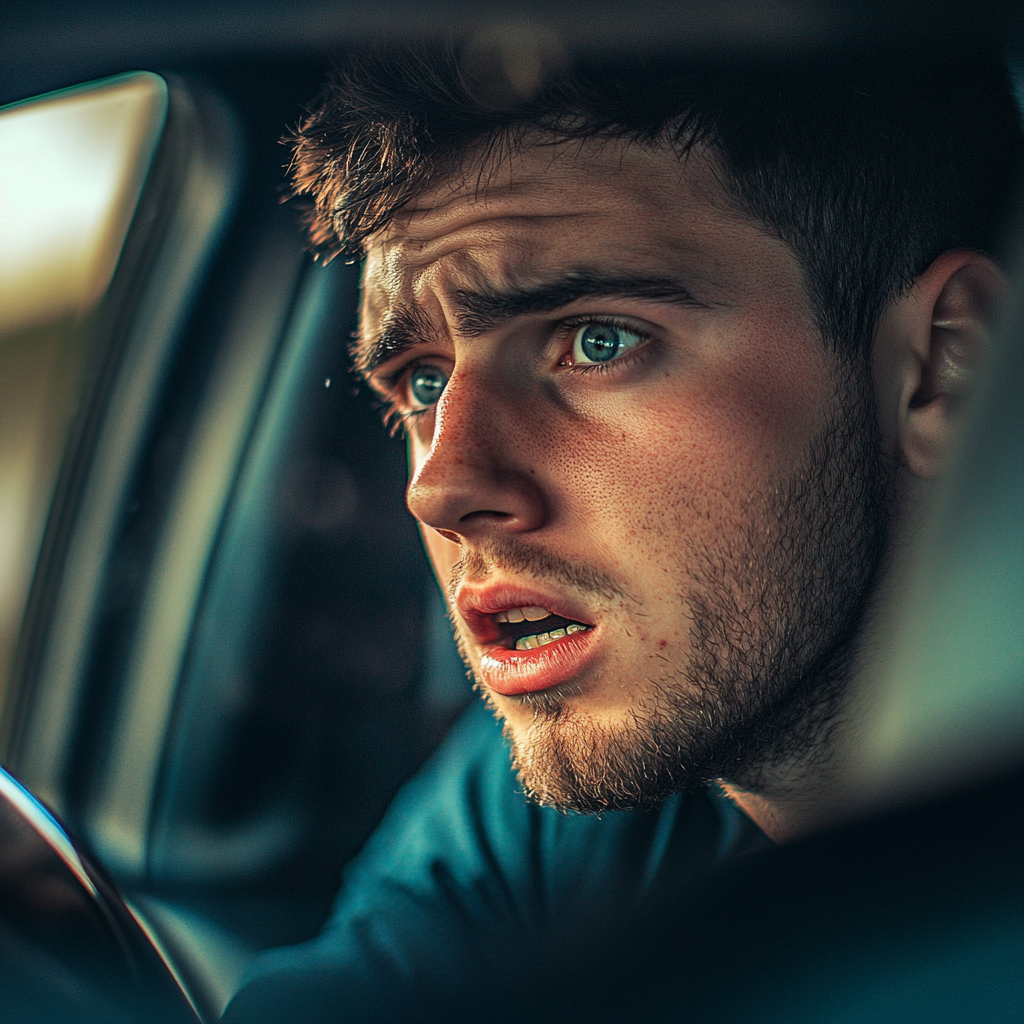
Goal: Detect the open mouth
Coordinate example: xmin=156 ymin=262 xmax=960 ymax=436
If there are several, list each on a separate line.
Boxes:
xmin=493 ymin=606 xmax=592 ymax=651
xmin=472 ymin=599 xmax=601 ymax=696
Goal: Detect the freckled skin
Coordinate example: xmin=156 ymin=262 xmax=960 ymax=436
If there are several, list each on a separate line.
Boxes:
xmin=360 ymin=140 xmax=835 ymax=753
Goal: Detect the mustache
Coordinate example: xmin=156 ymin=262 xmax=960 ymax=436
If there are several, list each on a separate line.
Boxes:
xmin=445 ymin=535 xmax=628 ymax=605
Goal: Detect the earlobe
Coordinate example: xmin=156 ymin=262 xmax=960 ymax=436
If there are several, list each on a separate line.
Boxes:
xmin=893 ymin=253 xmax=1006 ymax=479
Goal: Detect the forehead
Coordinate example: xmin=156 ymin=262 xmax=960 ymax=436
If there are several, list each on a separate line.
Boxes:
xmin=359 ymin=138 xmax=797 ymax=347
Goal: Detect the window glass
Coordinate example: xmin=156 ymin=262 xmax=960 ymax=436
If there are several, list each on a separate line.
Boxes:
xmin=0 ymin=73 xmax=167 ymax=715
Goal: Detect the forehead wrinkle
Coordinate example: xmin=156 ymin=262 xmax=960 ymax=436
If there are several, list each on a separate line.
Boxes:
xmin=379 ymin=137 xmax=738 ymax=275
xmin=402 ymin=208 xmax=590 ymax=245
xmin=391 ymin=194 xmax=586 ymax=244
xmin=381 ymin=211 xmax=589 ymax=279
xmin=388 ymin=156 xmax=626 ymax=242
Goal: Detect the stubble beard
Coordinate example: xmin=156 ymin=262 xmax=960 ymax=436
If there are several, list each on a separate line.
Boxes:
xmin=453 ymin=361 xmax=897 ymax=813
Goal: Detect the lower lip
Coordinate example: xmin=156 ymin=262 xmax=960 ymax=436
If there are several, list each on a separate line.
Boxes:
xmin=478 ymin=629 xmax=599 ymax=696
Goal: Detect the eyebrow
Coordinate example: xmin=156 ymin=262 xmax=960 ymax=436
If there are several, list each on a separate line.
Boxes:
xmin=357 ymin=268 xmax=708 ymax=377
xmin=355 ymin=305 xmax=434 ymax=377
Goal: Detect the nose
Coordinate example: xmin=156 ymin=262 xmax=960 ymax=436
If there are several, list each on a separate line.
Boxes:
xmin=405 ymin=367 xmax=547 ymax=542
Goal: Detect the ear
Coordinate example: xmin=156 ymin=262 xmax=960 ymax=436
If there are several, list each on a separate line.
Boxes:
xmin=873 ymin=251 xmax=1007 ymax=479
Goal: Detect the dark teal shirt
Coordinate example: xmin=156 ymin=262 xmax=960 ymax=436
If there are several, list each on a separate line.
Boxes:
xmin=224 ymin=700 xmax=766 ymax=1022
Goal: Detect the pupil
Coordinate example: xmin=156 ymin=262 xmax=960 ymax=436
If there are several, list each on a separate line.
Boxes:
xmin=411 ymin=366 xmax=446 ymax=405
xmin=580 ymin=326 xmax=621 ymax=362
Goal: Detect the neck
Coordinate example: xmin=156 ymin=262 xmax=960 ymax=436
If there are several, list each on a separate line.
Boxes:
xmin=720 ymin=767 xmax=852 ymax=843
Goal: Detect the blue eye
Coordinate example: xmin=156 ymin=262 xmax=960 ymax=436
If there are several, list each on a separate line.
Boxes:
xmin=409 ymin=364 xmax=449 ymax=408
xmin=572 ymin=323 xmax=643 ymax=365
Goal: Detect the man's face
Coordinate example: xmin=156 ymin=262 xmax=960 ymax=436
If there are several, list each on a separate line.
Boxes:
xmin=360 ymin=140 xmax=890 ymax=809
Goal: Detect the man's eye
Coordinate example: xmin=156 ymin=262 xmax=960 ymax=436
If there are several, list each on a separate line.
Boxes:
xmin=571 ymin=323 xmax=644 ymax=365
xmin=408 ymin=363 xmax=449 ymax=408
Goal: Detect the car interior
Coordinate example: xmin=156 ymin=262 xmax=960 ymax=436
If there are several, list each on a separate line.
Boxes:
xmin=0 ymin=3 xmax=1021 ymax=1022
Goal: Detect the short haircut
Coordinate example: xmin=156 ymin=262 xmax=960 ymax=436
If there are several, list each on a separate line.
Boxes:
xmin=288 ymin=45 xmax=1023 ymax=358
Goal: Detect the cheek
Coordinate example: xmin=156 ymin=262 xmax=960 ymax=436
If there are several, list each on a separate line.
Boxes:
xmin=694 ymin=311 xmax=833 ymax=471
xmin=548 ymin=411 xmax=736 ymax=570
xmin=548 ymin=334 xmax=830 ymax=561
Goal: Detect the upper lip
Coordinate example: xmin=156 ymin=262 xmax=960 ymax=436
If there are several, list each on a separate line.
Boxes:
xmin=456 ymin=581 xmax=596 ymax=645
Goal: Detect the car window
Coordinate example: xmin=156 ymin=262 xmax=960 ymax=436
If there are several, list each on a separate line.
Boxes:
xmin=0 ymin=73 xmax=166 ymax=726
xmin=1 ymin=71 xmax=241 ymax=816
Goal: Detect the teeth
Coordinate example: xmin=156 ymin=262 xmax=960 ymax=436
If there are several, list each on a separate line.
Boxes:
xmin=495 ymin=605 xmax=550 ymax=623
xmin=523 ymin=606 xmax=550 ymax=621
xmin=515 ymin=622 xmax=588 ymax=651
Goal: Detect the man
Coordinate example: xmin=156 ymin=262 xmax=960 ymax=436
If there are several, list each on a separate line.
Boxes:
xmin=225 ymin=45 xmax=1022 ymax=1021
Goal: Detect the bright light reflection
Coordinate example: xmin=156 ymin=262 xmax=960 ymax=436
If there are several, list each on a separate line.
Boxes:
xmin=0 ymin=74 xmax=167 ymax=718
xmin=0 ymin=74 xmax=166 ymax=331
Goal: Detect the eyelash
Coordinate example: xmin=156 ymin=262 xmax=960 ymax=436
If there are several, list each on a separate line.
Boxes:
xmin=379 ymin=400 xmax=428 ymax=437
xmin=374 ymin=315 xmax=654 ymax=433
xmin=373 ymin=363 xmax=426 ymax=436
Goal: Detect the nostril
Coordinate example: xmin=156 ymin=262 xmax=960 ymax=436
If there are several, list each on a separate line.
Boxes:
xmin=455 ymin=507 xmax=544 ymax=536
xmin=434 ymin=528 xmax=461 ymax=543
xmin=460 ymin=510 xmax=513 ymax=524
